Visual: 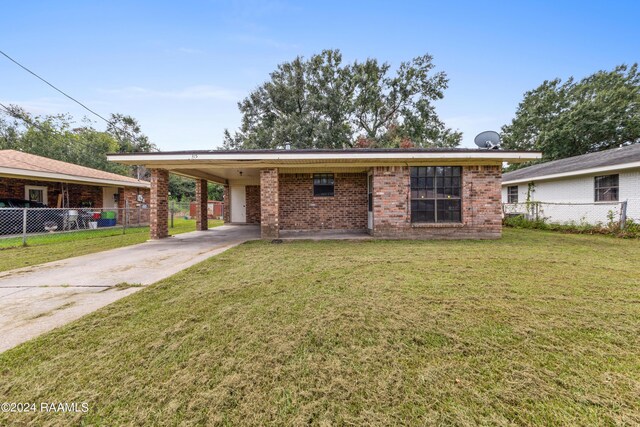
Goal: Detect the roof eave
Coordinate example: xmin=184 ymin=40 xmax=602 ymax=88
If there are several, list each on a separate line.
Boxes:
xmin=0 ymin=167 xmax=151 ymax=188
xmin=502 ymin=160 xmax=640 ymax=185
xmin=107 ymin=151 xmax=542 ymax=166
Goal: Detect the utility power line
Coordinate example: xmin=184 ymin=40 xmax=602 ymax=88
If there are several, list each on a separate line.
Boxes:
xmin=0 ymin=50 xmax=113 ymax=125
xmin=0 ymin=49 xmax=154 ymax=147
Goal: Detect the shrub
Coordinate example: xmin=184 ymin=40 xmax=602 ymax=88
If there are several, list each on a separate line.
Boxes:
xmin=503 ymin=215 xmax=640 ymax=238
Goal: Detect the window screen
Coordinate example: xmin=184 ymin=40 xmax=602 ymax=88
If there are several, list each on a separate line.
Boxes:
xmin=594 ymin=175 xmax=619 ymax=202
xmin=507 ymin=186 xmax=518 ymax=203
xmin=313 ymin=173 xmax=334 ymax=197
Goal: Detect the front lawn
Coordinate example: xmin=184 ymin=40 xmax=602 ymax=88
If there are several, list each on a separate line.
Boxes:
xmin=0 ymin=229 xmax=638 ymax=425
xmin=0 ymin=219 xmax=223 ymax=272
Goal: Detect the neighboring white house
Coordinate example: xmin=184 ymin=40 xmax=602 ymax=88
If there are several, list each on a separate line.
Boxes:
xmin=501 ymin=144 xmax=640 ymax=225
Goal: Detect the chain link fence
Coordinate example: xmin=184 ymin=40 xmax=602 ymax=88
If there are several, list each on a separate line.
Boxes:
xmin=502 ymin=200 xmax=629 ymax=228
xmin=169 ymin=200 xmax=224 ymax=227
xmin=0 ymin=203 xmax=150 ymax=248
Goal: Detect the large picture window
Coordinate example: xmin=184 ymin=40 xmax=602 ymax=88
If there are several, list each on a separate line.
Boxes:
xmin=594 ymin=174 xmax=619 ymax=202
xmin=410 ymin=166 xmax=461 ymax=223
xmin=313 ymin=173 xmax=334 ymax=197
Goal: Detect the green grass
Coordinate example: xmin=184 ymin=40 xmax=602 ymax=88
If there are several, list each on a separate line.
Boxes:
xmin=0 ymin=219 xmax=223 ymax=272
xmin=1 ymin=228 xmax=639 ymax=425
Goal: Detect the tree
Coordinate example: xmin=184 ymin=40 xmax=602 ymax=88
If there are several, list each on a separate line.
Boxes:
xmin=501 ymin=64 xmax=640 ymax=168
xmin=223 ymin=49 xmax=461 ymax=149
xmin=207 ymin=183 xmax=223 ymax=201
xmin=168 ymin=175 xmax=224 ymax=202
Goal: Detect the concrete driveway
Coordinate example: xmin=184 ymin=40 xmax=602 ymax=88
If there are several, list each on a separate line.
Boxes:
xmin=0 ymin=224 xmax=259 ymax=353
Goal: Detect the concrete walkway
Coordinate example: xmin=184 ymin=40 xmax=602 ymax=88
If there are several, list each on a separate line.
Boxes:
xmin=0 ymin=225 xmax=259 ymax=353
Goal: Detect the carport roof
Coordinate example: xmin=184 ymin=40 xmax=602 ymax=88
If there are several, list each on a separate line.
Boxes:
xmin=107 ymin=148 xmax=541 ymax=184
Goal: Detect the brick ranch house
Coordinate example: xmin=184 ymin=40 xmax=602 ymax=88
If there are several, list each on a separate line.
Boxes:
xmin=0 ymin=150 xmax=150 ymax=212
xmin=107 ymin=148 xmax=540 ymax=240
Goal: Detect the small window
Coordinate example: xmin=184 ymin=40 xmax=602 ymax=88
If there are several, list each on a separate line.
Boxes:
xmin=25 ymin=185 xmax=47 ymax=205
xmin=410 ymin=166 xmax=462 ymax=223
xmin=594 ymin=174 xmax=619 ymax=202
xmin=313 ymin=173 xmax=334 ymax=197
xmin=507 ymin=186 xmax=519 ymax=203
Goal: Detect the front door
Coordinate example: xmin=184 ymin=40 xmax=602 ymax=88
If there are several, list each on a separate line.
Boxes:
xmin=367 ymin=173 xmax=373 ymax=230
xmin=230 ymin=185 xmax=247 ymax=223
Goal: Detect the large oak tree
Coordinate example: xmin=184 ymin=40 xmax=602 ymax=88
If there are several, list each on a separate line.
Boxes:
xmin=501 ymin=64 xmax=640 ymax=167
xmin=223 ymin=49 xmax=461 ymax=149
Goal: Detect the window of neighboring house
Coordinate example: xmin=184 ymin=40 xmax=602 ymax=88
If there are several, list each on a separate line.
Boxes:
xmin=410 ymin=166 xmax=462 ymax=223
xmin=507 ymin=185 xmax=519 ymax=203
xmin=594 ymin=174 xmax=619 ymax=202
xmin=25 ymin=185 xmax=47 ymax=205
xmin=313 ymin=173 xmax=334 ymax=197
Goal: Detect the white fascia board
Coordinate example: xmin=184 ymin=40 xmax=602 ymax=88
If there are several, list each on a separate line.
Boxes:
xmin=502 ymin=161 xmax=640 ymax=186
xmin=0 ymin=167 xmax=151 ymax=188
xmin=108 ymin=151 xmax=541 ymax=163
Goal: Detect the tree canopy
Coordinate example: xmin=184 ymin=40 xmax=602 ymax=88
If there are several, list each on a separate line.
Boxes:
xmin=501 ymin=64 xmax=640 ymax=167
xmin=223 ymin=49 xmax=461 ymax=150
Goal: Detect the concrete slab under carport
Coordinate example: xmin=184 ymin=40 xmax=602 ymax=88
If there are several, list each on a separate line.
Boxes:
xmin=0 ymin=225 xmax=260 ymax=353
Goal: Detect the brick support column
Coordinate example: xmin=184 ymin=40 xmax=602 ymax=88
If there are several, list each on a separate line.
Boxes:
xmin=150 ymin=169 xmax=169 ymax=239
xmin=260 ymin=168 xmax=279 ymax=239
xmin=195 ymin=179 xmax=208 ymax=231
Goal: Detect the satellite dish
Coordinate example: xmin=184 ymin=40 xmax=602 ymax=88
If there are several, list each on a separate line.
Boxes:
xmin=474 ymin=131 xmax=501 ymax=149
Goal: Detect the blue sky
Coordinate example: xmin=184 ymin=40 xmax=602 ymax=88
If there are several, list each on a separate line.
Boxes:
xmin=1 ymin=1 xmax=638 ymax=150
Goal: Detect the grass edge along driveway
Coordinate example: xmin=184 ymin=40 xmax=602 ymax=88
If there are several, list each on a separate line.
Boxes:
xmin=0 ymin=219 xmax=223 ymax=272
xmin=0 ymin=228 xmax=638 ymax=425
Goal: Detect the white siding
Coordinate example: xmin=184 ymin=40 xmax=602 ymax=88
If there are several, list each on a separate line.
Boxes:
xmin=502 ymin=168 xmax=640 ymax=224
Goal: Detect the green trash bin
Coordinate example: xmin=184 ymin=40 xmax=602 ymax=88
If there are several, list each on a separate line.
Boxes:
xmin=102 ymin=211 xmax=116 ymax=219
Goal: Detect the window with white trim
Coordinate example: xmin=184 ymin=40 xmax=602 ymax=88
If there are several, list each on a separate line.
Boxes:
xmin=25 ymin=185 xmax=48 ymax=205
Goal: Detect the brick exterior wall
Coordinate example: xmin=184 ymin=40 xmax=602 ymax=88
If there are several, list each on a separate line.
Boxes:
xmin=371 ymin=165 xmax=502 ymax=239
xmin=150 ymin=169 xmax=169 ymax=239
xmin=260 ymin=169 xmax=279 ymax=238
xmin=245 ymin=185 xmax=261 ymax=224
xmin=223 ymin=185 xmax=231 ymax=223
xmin=0 ymin=177 xmax=103 ymax=207
xmin=195 ymin=179 xmax=208 ymax=231
xmin=279 ymin=173 xmax=368 ymax=230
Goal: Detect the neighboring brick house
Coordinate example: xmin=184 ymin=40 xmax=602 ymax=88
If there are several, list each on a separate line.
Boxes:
xmin=108 ymin=148 xmax=540 ymax=240
xmin=0 ymin=150 xmax=150 ymax=215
